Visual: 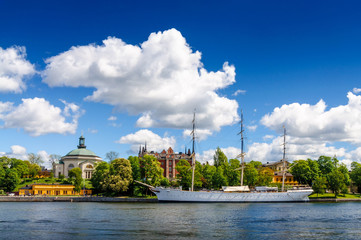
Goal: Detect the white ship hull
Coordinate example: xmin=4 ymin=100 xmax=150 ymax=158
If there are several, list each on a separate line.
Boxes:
xmin=152 ymin=188 xmax=313 ymax=202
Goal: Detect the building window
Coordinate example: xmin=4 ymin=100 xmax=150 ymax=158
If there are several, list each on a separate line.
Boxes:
xmin=169 ymin=167 xmax=172 ymax=172
xmin=169 ymin=162 xmax=172 ymax=166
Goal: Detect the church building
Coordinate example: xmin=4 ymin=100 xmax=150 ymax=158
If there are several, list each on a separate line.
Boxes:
xmin=53 ymin=135 xmax=103 ymax=179
xmin=139 ymin=144 xmax=193 ymax=179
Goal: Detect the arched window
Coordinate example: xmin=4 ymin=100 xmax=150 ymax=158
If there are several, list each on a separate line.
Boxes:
xmin=68 ymin=164 xmax=75 ymax=169
xmin=86 ymin=164 xmax=93 ymax=169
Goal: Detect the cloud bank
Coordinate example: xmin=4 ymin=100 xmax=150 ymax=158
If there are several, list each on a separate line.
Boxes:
xmin=42 ymin=29 xmax=239 ymax=136
xmin=116 ymin=129 xmax=176 ymax=153
xmin=0 ymin=98 xmax=83 ymax=136
xmin=0 ymin=46 xmax=36 ymax=93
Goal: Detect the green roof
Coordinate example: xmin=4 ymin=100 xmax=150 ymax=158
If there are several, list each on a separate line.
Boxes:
xmin=66 ymin=148 xmax=97 ymax=157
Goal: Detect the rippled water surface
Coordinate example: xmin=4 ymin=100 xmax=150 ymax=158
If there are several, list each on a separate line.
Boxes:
xmin=1 ymin=201 xmax=361 ymax=239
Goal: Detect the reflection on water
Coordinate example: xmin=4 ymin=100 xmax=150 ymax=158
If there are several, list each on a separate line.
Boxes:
xmin=0 ymin=202 xmax=361 ymax=239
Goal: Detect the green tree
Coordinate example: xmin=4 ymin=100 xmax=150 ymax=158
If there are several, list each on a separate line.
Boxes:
xmin=201 ymin=164 xmax=216 ymax=189
xmin=290 ymin=160 xmax=315 ymax=185
xmin=91 ymin=162 xmax=110 ymax=193
xmin=227 ymin=159 xmax=241 ymax=186
xmin=213 ymin=147 xmax=228 ymax=168
xmin=175 ymin=159 xmax=192 ymax=190
xmin=140 ymin=155 xmax=163 ymax=186
xmin=317 ymin=156 xmax=335 ymax=176
xmin=11 ymin=159 xmax=29 ymax=178
xmin=1 ymin=169 xmax=20 ymax=192
xmin=109 ymin=158 xmax=133 ymax=192
xmin=350 ymin=162 xmax=361 ymax=193
xmin=212 ymin=166 xmax=228 ymax=189
xmin=244 ymin=163 xmax=259 ymax=187
xmin=257 ymin=167 xmax=273 ymax=186
xmin=68 ymin=167 xmax=83 ymax=193
xmin=312 ymin=176 xmax=327 ymax=197
xmin=127 ymin=156 xmax=143 ymax=196
xmin=327 ymin=168 xmax=346 ymax=197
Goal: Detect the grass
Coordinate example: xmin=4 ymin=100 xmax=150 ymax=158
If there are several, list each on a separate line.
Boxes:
xmin=309 ymin=193 xmax=361 ymax=199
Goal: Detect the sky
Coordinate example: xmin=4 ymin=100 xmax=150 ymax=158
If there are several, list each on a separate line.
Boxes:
xmin=1 ymin=0 xmax=361 ymax=169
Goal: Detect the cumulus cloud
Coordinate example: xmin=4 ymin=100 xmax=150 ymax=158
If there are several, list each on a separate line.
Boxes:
xmin=247 ymin=136 xmax=347 ymax=163
xmin=261 ymin=92 xmax=361 ymax=144
xmin=0 ymin=145 xmax=29 ymax=160
xmin=42 ymin=29 xmax=239 ymax=137
xmin=0 ymin=46 xmax=36 ymax=93
xmin=353 ymin=88 xmax=361 ymax=94
xmin=116 ymin=129 xmax=176 ymax=153
xmin=232 ymin=89 xmax=246 ymax=96
xmin=0 ymin=98 xmax=83 ymax=136
xmin=247 ymin=125 xmax=257 ymax=132
xmin=183 ymin=128 xmax=212 ymax=141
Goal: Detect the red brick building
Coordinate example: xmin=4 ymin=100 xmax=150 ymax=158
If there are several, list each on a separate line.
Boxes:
xmin=139 ymin=145 xmax=193 ymax=179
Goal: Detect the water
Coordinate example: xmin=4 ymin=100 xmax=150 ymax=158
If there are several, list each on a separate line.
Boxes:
xmin=1 ymin=202 xmax=361 ymax=239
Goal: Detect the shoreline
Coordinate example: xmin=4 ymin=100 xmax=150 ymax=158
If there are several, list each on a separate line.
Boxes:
xmin=0 ymin=196 xmax=158 ymax=202
xmin=1 ymin=196 xmax=361 ymax=203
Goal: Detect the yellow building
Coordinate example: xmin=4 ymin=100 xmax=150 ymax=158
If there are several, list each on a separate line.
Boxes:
xmin=19 ymin=184 xmax=92 ymax=196
xmin=263 ymin=160 xmax=299 ymax=186
xmin=272 ymin=172 xmax=298 ymax=186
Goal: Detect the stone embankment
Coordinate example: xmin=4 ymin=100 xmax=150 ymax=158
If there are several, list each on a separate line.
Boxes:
xmin=0 ymin=196 xmax=158 ymax=202
xmin=309 ymin=198 xmax=361 ymax=202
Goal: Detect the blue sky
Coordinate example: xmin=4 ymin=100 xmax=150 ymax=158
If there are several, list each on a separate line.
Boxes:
xmin=1 ymin=0 xmax=361 ymax=168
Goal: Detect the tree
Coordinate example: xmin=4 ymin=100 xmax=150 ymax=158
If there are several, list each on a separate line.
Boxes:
xmin=25 ymin=161 xmax=41 ymax=178
xmin=1 ymin=169 xmax=20 ymax=192
xmin=201 ymin=164 xmax=216 ymax=189
xmin=140 ymin=155 xmax=163 ymax=186
xmin=317 ymin=156 xmax=335 ymax=176
xmin=312 ymin=176 xmax=327 ymax=197
xmin=175 ymin=159 xmax=192 ymax=190
xmin=28 ymin=153 xmax=44 ymax=165
xmin=350 ymin=162 xmax=361 ymax=193
xmin=213 ymin=147 xmax=228 ymax=168
xmin=106 ymin=151 xmax=119 ymax=162
xmin=257 ymin=167 xmax=273 ymax=186
xmin=101 ymin=158 xmax=133 ymax=195
xmin=327 ymin=168 xmax=346 ymax=197
xmin=227 ymin=159 xmax=241 ymax=186
xmin=91 ymin=162 xmax=110 ymax=193
xmin=68 ymin=167 xmax=83 ymax=193
xmin=49 ymin=154 xmax=61 ymax=165
xmin=212 ymin=166 xmax=228 ymax=189
xmin=11 ymin=159 xmax=29 ymax=178
xmin=290 ymin=160 xmax=316 ymax=185
xmin=244 ymin=163 xmax=259 ymax=187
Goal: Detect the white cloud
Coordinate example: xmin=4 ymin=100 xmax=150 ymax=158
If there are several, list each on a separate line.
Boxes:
xmin=183 ymin=128 xmax=212 ymax=141
xmin=0 ymin=145 xmax=28 ymax=160
xmin=0 ymin=46 xmax=36 ymax=93
xmin=247 ymin=125 xmax=257 ymax=132
xmin=108 ymin=116 xmax=117 ymax=121
xmin=232 ymin=89 xmax=246 ymax=96
xmin=116 ymin=129 xmax=176 ymax=153
xmin=0 ymin=98 xmax=83 ymax=136
xmin=263 ymin=135 xmax=274 ymax=141
xmin=247 ymin=135 xmax=347 ymax=163
xmin=43 ymin=29 xmax=239 ymax=136
xmin=261 ymin=92 xmax=361 ymax=144
xmin=353 ymin=88 xmax=361 ymax=94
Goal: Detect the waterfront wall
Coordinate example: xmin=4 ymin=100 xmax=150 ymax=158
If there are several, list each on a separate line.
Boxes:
xmin=0 ymin=196 xmax=158 ymax=203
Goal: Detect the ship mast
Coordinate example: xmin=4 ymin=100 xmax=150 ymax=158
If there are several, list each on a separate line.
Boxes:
xmin=281 ymin=126 xmax=286 ymax=192
xmin=191 ymin=111 xmax=196 ymax=192
xmin=238 ymin=110 xmax=245 ymax=186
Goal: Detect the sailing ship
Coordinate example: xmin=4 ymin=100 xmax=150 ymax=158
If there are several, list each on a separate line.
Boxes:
xmin=149 ymin=111 xmax=313 ymax=202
